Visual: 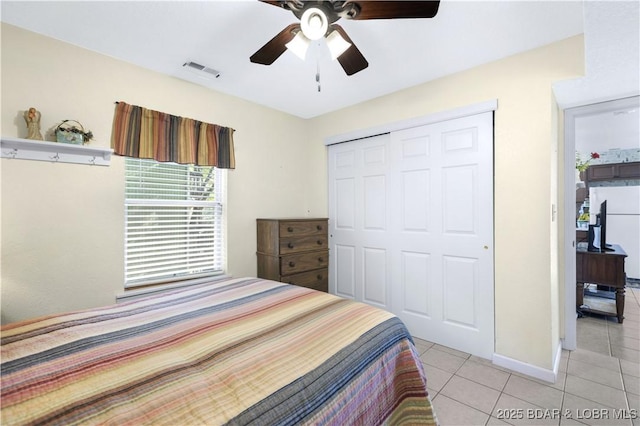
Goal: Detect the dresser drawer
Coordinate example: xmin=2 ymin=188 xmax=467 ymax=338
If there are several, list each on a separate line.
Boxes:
xmin=279 ymin=235 xmax=328 ymax=254
xmin=279 ymin=220 xmax=327 ymax=237
xmin=282 ymin=268 xmax=328 ymax=292
xmin=280 ymin=250 xmax=329 ymax=275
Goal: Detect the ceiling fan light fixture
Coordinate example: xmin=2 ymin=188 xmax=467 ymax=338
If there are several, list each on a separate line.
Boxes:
xmin=301 ymin=7 xmax=329 ymax=40
xmin=326 ymin=30 xmax=351 ymax=60
xmin=253 ymin=0 xmax=441 ymax=76
xmin=285 ymin=31 xmax=310 ymax=60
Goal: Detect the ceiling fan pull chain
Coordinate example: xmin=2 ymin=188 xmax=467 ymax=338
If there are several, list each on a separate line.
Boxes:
xmin=316 ymin=57 xmax=321 ymax=92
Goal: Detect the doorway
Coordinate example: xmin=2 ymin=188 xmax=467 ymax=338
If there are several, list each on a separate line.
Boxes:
xmin=563 ymin=95 xmax=640 ymax=350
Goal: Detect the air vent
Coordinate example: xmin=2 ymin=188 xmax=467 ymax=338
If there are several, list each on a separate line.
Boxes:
xmin=183 ymin=61 xmax=220 ymax=78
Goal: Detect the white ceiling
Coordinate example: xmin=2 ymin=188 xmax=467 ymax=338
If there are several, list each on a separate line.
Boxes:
xmin=576 ymin=107 xmax=639 ymax=152
xmin=1 ymin=0 xmax=585 ymax=118
xmin=553 ymin=1 xmax=640 ymax=109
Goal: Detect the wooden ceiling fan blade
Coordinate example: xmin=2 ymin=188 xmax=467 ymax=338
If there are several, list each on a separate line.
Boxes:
xmin=332 ymin=25 xmax=368 ymax=76
xmin=258 ymin=0 xmax=283 ymax=6
xmin=258 ymin=0 xmax=292 ymax=10
xmin=258 ymin=0 xmax=301 ymax=12
xmin=349 ymin=1 xmax=440 ymax=20
xmin=250 ymin=23 xmax=300 ymax=65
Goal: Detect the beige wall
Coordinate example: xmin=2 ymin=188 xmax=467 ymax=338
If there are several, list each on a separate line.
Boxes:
xmin=1 ymin=23 xmax=585 ymax=371
xmin=0 ymin=23 xmax=321 ymax=322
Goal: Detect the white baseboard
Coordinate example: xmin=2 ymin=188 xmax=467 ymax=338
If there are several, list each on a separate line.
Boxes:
xmin=493 ymin=342 xmax=563 ymax=383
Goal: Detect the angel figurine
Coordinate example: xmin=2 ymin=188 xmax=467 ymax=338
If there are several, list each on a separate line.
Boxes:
xmin=24 ymin=107 xmax=44 ymax=140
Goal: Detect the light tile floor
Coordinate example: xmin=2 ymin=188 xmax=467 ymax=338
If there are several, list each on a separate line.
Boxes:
xmin=416 ymin=286 xmax=640 ymax=425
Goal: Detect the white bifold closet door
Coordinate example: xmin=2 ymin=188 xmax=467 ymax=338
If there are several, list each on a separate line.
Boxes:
xmin=328 ymin=112 xmax=494 ymax=359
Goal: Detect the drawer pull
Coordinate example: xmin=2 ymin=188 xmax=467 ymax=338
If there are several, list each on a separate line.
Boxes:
xmin=287 ymin=227 xmax=294 ymax=232
xmin=288 ymin=242 xmax=294 ymax=249
xmin=318 ymin=257 xmax=324 ymax=263
xmin=317 ymin=274 xmax=323 ymax=280
xmin=289 ymin=261 xmax=296 ymax=267
xmin=317 ymin=225 xmax=323 ymax=231
xmin=317 ymin=240 xmax=323 ymax=245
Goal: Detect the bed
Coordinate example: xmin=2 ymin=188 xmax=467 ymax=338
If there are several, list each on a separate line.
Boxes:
xmin=1 ymin=277 xmax=437 ymax=425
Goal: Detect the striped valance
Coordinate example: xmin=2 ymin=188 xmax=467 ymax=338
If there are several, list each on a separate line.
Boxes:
xmin=111 ymin=101 xmax=235 ymax=168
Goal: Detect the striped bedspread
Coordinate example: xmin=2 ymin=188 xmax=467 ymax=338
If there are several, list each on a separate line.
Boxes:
xmin=1 ymin=277 xmax=437 ymax=425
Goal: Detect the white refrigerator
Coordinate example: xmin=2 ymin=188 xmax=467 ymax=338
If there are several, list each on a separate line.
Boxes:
xmin=590 ymin=186 xmax=640 ymax=279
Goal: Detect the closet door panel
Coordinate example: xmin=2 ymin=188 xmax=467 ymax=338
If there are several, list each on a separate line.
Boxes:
xmin=328 ymin=111 xmax=494 ymax=359
xmin=400 ymin=251 xmax=431 ymax=317
xmin=335 ymin=244 xmax=356 ymax=299
xmin=443 ymin=255 xmax=479 ymax=328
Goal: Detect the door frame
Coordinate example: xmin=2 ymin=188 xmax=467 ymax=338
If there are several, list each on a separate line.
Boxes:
xmin=562 ymin=96 xmax=640 ymax=351
xmin=323 ymin=100 xmax=498 ymax=146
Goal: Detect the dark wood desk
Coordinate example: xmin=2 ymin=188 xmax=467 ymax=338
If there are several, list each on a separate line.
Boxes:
xmin=576 ymin=244 xmax=627 ymax=323
xmin=576 ymin=229 xmax=589 ymax=244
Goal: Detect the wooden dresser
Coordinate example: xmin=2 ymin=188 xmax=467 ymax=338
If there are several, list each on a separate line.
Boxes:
xmin=257 ymin=218 xmax=329 ymax=292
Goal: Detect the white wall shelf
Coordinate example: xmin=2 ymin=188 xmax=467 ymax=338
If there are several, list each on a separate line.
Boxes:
xmin=1 ymin=136 xmax=113 ymax=166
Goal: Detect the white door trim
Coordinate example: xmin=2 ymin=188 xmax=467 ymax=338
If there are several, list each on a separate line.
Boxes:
xmin=562 ymin=95 xmax=640 ymax=351
xmin=324 ymin=100 xmax=498 ymax=146
xmin=563 ymin=106 xmax=580 ymax=351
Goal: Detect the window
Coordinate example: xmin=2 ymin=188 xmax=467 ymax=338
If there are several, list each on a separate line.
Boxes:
xmin=125 ymin=158 xmax=225 ymax=287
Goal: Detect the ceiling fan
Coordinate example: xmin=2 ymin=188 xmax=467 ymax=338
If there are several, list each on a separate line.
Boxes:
xmin=250 ymin=1 xmax=441 ymax=76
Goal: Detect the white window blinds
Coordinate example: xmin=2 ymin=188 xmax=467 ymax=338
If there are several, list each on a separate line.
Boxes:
xmin=125 ymin=158 xmax=225 ymax=287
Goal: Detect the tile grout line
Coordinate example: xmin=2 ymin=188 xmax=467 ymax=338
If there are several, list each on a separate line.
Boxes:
xmin=428 ymin=350 xmax=503 ymax=422
xmin=607 ymin=318 xmax=614 ymax=357
xmin=414 ymin=293 xmax=640 ymax=425
xmin=485 ymin=370 xmax=515 ymax=425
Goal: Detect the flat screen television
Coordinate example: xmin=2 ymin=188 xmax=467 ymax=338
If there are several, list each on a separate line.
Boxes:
xmin=600 ymin=200 xmax=614 ymax=251
xmin=590 ymin=200 xmax=614 ymax=252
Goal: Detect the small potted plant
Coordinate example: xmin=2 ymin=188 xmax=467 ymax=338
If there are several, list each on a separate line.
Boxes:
xmin=575 ymin=151 xmax=600 ymax=172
